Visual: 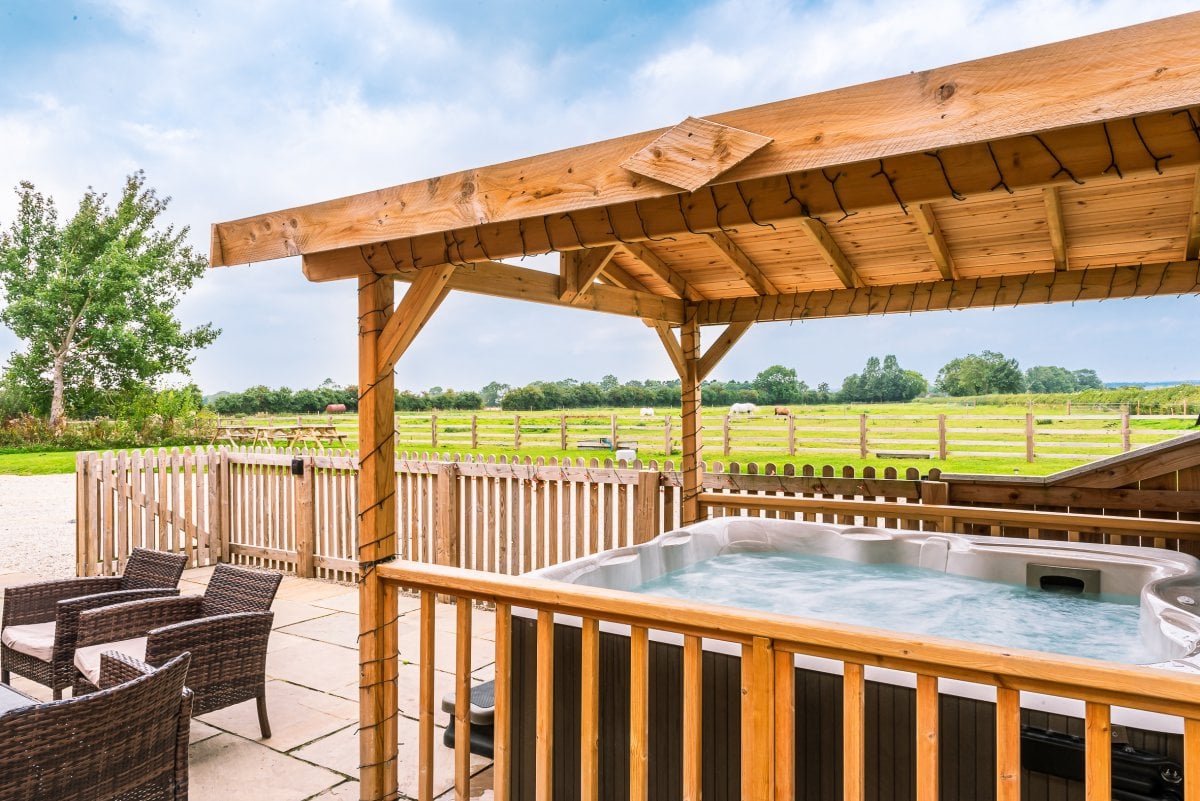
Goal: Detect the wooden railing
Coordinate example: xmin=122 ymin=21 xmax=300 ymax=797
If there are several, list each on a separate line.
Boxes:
xmin=376 ymin=559 xmax=1200 ymax=801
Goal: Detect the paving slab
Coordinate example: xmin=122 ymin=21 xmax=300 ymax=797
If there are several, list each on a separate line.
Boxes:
xmin=394 ymin=620 xmax=494 ymax=674
xmin=272 ymin=598 xmax=338 ymax=629
xmin=267 ymin=637 xmax=359 ymax=694
xmin=279 ymin=611 xmax=360 ymax=649
xmin=275 ymin=577 xmax=355 ymax=603
xmin=189 ymin=733 xmax=346 ymax=801
xmin=308 ymin=780 xmax=360 ymax=800
xmin=198 ymin=679 xmax=359 ymax=751
xmin=190 ymin=719 xmax=223 ymax=745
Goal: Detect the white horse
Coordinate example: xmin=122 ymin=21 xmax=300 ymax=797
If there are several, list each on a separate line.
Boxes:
xmin=730 ymin=402 xmax=757 ymax=415
xmin=639 ymin=407 xmax=654 ymax=417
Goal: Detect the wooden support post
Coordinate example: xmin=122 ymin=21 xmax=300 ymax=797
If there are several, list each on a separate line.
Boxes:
xmin=1025 ymin=413 xmax=1035 ymax=463
xmin=295 ymin=456 xmax=316 ymax=577
xmin=773 ymin=650 xmax=795 ymax=801
xmin=634 ymin=471 xmax=661 ymax=544
xmin=741 ymin=637 xmax=774 ymax=800
xmin=680 ymin=309 xmax=703 ymax=525
xmin=514 ymin=415 xmax=521 ymax=450
xmin=787 ymin=413 xmax=796 ymax=457
xmin=1122 ymin=411 xmax=1132 ymax=452
xmin=723 ymin=414 xmax=732 ymax=457
xmin=431 ymin=413 xmax=438 ymax=449
xmin=560 ymin=414 xmax=567 ymax=451
xmin=611 ymin=414 xmax=618 ymax=450
xmin=436 ymin=463 xmax=459 ymax=568
xmin=357 ymin=274 xmax=398 ymax=801
xmin=937 ymin=414 xmax=948 ymax=460
xmin=916 ymin=675 xmax=939 ymax=801
xmin=996 ymin=687 xmax=1021 ymax=801
xmin=843 ymin=662 xmax=865 ymax=801
xmin=859 ymin=414 xmax=868 ymax=458
xmin=471 ymin=415 xmax=478 ymax=450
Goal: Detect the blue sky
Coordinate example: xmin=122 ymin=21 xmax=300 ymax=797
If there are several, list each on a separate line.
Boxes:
xmin=1 ymin=0 xmax=1197 ymax=394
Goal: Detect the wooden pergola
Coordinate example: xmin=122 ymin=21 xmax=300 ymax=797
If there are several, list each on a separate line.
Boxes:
xmin=210 ymin=12 xmax=1200 ymax=800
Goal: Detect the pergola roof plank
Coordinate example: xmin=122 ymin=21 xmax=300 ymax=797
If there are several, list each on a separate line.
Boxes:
xmin=211 ymin=12 xmax=1200 ymax=270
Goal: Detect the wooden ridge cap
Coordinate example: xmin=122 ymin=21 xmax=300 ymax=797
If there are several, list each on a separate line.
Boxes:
xmin=212 ymin=12 xmax=1200 ymax=268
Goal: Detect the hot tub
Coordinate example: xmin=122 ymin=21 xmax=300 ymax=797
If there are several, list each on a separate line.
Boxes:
xmin=505 ymin=518 xmax=1200 ymax=801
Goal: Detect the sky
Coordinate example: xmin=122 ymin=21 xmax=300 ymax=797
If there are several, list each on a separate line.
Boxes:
xmin=0 ymin=0 xmax=1197 ymax=395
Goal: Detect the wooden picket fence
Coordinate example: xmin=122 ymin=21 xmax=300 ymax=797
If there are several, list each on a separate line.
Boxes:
xmin=75 ymin=447 xmax=936 ymax=578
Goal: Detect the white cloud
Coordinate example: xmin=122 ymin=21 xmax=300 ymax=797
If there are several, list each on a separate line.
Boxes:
xmin=2 ymin=0 xmax=1198 ymax=393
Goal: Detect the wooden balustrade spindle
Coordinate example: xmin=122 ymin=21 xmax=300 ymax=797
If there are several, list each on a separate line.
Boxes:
xmin=773 ymin=650 xmax=795 ymax=801
xmin=454 ymin=599 xmax=474 ymax=801
xmin=629 ymin=625 xmax=649 ymax=801
xmin=581 ymin=618 xmax=600 ymax=801
xmin=1085 ymin=702 xmax=1111 ymax=801
xmin=536 ymin=610 xmax=555 ymax=801
xmin=683 ymin=635 xmax=702 ymax=801
xmin=916 ymin=674 xmax=939 ymax=801
xmin=418 ymin=591 xmax=436 ymax=801
xmin=843 ymin=662 xmax=866 ymax=801
xmin=1185 ymin=718 xmax=1200 ymax=801
xmin=996 ymin=687 xmax=1021 ymax=801
xmin=494 ymin=603 xmax=512 ymax=801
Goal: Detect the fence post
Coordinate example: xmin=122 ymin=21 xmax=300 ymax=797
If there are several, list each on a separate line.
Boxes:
xmin=919 ymin=480 xmax=953 ymax=532
xmin=1066 ymin=399 xmax=1072 ymax=415
xmin=1025 ymin=413 xmax=1035 ymax=463
xmin=436 ymin=463 xmax=460 ymax=567
xmin=787 ymin=413 xmax=796 ymax=457
xmin=937 ymin=414 xmax=948 ymax=460
xmin=634 ymin=471 xmax=661 ymax=544
xmin=514 ymin=415 xmax=521 ymax=450
xmin=723 ymin=414 xmax=731 ymax=457
xmin=471 ymin=415 xmax=478 ymax=450
xmin=294 ymin=455 xmax=317 ymax=577
xmin=219 ymin=448 xmax=232 ymax=563
xmin=1121 ymin=411 xmax=1131 ymax=452
xmin=560 ymin=414 xmax=567 ymax=450
xmin=431 ymin=413 xmax=438 ymax=449
xmin=76 ymin=452 xmax=92 ymax=577
xmin=611 ymin=414 xmax=618 ymax=450
xmin=859 ymin=414 xmax=868 ymax=458
xmin=664 ymin=415 xmax=673 ymax=455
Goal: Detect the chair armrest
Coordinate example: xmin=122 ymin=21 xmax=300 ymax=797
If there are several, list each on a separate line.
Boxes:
xmin=145 ymin=611 xmax=275 ymax=682
xmin=97 ymin=650 xmax=156 ymax=689
xmin=53 ymin=588 xmax=181 ymax=660
xmin=2 ymin=577 xmax=124 ymax=626
xmin=76 ymin=596 xmax=205 ymax=648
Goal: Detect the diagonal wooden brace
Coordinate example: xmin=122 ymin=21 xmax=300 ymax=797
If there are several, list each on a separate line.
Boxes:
xmin=375 ymin=264 xmax=455 ymax=378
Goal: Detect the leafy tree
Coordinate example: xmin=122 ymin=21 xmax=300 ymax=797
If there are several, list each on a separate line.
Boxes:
xmin=935 ymin=350 xmax=1024 ymax=396
xmin=0 ymin=173 xmax=218 ymax=426
xmin=1072 ymin=369 xmax=1103 ymax=390
xmin=752 ymin=365 xmax=802 ymax=404
xmin=1025 ymin=365 xmax=1077 ymax=393
xmin=838 ymin=355 xmax=927 ymax=402
xmin=480 ymin=381 xmax=509 ymax=407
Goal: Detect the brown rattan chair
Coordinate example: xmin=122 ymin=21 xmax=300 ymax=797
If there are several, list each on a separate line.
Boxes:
xmin=0 ymin=650 xmax=192 ymax=801
xmin=73 ymin=564 xmax=282 ymax=737
xmin=1 ymin=548 xmax=188 ymax=698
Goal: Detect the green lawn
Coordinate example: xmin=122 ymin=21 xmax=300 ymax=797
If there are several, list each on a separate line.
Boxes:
xmin=0 ymin=450 xmax=80 ymax=475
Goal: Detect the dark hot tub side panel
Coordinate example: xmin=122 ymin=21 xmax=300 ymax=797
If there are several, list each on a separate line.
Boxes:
xmin=507 ymin=618 xmax=1181 ymax=801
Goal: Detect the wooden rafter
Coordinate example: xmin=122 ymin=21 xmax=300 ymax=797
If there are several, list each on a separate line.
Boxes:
xmin=913 ymin=204 xmax=957 ymax=281
xmin=376 ymin=265 xmax=454 ymax=377
xmin=694 ymin=260 xmax=1200 ymax=324
xmin=796 ymin=218 xmax=861 ymax=289
xmin=1188 ymin=167 xmax=1200 ymax=261
xmin=303 ymin=252 xmax=685 ymax=324
xmin=559 ymin=246 xmax=617 ymax=304
xmin=211 ymin=13 xmax=1200 ymax=268
xmin=697 ymin=321 xmax=754 ymax=381
xmin=619 ymin=242 xmax=705 ymax=301
xmin=705 ymin=232 xmax=778 ymax=295
xmin=1043 ymin=186 xmax=1069 ymax=271
xmin=601 ymin=262 xmax=655 ymax=295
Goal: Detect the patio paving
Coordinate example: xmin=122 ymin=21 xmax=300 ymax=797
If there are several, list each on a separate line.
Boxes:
xmin=0 ymin=567 xmax=497 ymax=801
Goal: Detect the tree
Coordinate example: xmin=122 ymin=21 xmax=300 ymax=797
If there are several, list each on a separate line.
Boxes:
xmin=1025 ymin=365 xmax=1076 ymax=393
xmin=837 ymin=355 xmax=927 ymax=402
xmin=0 ymin=173 xmax=218 ymax=426
xmin=752 ymin=365 xmax=802 ymax=404
xmin=1072 ymin=368 xmax=1104 ymax=390
xmin=935 ymin=350 xmax=1024 ymax=396
xmin=480 ymin=381 xmax=510 ymax=407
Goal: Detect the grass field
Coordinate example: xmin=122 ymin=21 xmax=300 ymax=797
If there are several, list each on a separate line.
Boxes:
xmin=6 ymin=401 xmax=1194 ymax=477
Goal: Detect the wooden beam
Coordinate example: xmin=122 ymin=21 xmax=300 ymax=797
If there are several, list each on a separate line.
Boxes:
xmin=697 ymin=321 xmax=754 ymax=381
xmin=357 ymin=275 xmax=398 ymax=801
xmin=212 ymin=13 xmax=1200 ymax=266
xmin=601 ymin=262 xmax=654 ymax=295
xmin=619 ymin=242 xmax=705 ymax=301
xmin=303 ymin=252 xmax=686 ymax=324
xmin=376 ymin=265 xmax=454 ymax=376
xmin=796 ymin=217 xmax=862 ymax=289
xmin=693 ymin=260 xmax=1200 ymax=324
xmin=706 ymin=232 xmax=779 ymax=295
xmin=914 ymin=204 xmax=957 ymax=281
xmin=654 ymin=323 xmax=686 ymax=380
xmin=1187 ymin=167 xmax=1200 ymax=261
xmin=680 ymin=309 xmax=702 ymax=525
xmin=559 ymin=246 xmax=617 ymax=304
xmin=1043 ymin=186 xmax=1069 ymax=271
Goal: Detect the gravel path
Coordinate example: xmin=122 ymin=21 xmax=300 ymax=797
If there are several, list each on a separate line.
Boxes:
xmin=0 ymin=474 xmax=76 ymax=578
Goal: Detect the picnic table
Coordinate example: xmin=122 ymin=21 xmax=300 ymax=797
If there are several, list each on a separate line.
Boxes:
xmin=210 ymin=423 xmax=347 ymax=449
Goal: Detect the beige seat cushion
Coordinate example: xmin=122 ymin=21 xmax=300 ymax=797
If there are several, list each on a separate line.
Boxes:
xmin=73 ymin=638 xmax=148 ymax=687
xmin=1 ymin=622 xmax=57 ymax=661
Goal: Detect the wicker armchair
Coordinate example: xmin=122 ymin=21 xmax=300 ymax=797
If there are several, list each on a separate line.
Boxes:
xmin=1 ymin=548 xmax=188 ymax=698
xmin=73 ymin=564 xmax=282 ymax=737
xmin=0 ymin=650 xmax=192 ymax=801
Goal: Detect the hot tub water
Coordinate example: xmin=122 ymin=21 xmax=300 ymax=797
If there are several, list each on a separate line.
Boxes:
xmin=631 ymin=551 xmax=1158 ymax=664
